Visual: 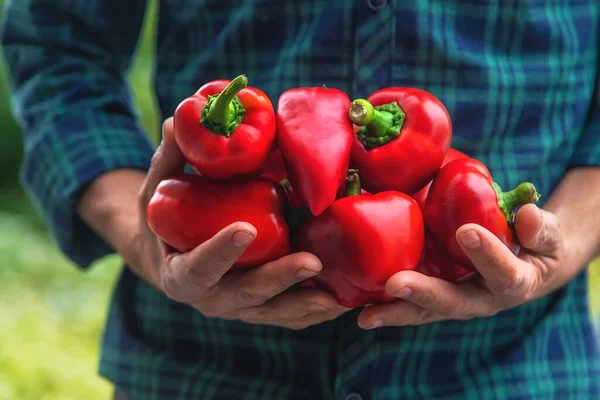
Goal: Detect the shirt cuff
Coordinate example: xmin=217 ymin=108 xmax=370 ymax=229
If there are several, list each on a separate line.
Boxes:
xmin=20 ymin=110 xmax=155 ymax=269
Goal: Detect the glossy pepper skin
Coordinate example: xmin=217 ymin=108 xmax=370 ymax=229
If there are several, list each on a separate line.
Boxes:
xmin=173 ymin=75 xmax=276 ymax=179
xmin=412 ymin=148 xmax=467 ymax=210
xmin=255 ymin=148 xmax=288 ymax=184
xmin=424 ymin=158 xmax=541 ymax=270
xmin=297 ymin=171 xmax=425 ymax=307
xmin=416 ymin=233 xmax=475 ymax=281
xmin=348 ymin=88 xmax=452 ymax=195
xmin=146 ymin=174 xmax=291 ymax=268
xmin=276 ymin=87 xmax=353 ymax=216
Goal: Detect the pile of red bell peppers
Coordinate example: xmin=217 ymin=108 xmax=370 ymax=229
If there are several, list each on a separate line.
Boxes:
xmin=146 ymin=75 xmax=541 ymax=308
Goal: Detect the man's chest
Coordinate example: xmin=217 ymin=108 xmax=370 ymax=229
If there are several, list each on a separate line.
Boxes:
xmin=154 ymin=0 xmax=598 ymax=183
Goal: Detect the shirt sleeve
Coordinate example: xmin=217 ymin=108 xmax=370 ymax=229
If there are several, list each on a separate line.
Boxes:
xmin=570 ymin=67 xmax=600 ymax=168
xmin=1 ymin=0 xmax=154 ymax=268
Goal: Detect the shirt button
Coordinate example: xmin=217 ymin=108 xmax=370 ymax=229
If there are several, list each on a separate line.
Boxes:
xmin=366 ymin=0 xmax=387 ymax=10
xmin=345 ymin=393 xmax=364 ymax=400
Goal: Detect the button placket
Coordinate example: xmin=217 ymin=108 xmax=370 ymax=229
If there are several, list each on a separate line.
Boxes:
xmin=352 ymin=0 xmax=395 ymax=99
xmin=344 ymin=393 xmax=364 ymax=400
xmin=366 ymin=0 xmax=387 ymax=10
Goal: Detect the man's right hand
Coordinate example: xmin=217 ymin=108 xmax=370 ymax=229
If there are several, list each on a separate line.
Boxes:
xmin=126 ymin=118 xmax=350 ymax=330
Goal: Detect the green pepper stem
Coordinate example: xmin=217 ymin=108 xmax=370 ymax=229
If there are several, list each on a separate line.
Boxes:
xmin=201 ymin=74 xmax=248 ymax=137
xmin=345 ymin=169 xmax=362 ymax=197
xmin=348 ymin=99 xmax=406 ymax=150
xmin=493 ymin=182 xmax=541 ymax=223
xmin=279 ymin=178 xmax=290 ymax=189
xmin=349 ymin=99 xmax=376 ymax=126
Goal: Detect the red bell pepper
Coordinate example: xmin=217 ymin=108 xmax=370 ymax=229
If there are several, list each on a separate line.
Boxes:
xmin=276 ymin=87 xmax=353 ymax=216
xmin=348 ymin=88 xmax=452 ymax=195
xmin=423 ymin=158 xmax=541 ymax=270
xmin=173 ymin=75 xmax=276 ymax=179
xmin=255 ymin=148 xmax=288 ymax=184
xmin=416 ymin=233 xmax=475 ymax=281
xmin=297 ymin=170 xmax=425 ymax=307
xmin=412 ymin=148 xmax=467 ymax=210
xmin=146 ymin=174 xmax=291 ymax=268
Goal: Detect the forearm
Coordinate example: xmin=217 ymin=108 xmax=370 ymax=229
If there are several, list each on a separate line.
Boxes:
xmin=1 ymin=0 xmax=153 ymax=268
xmin=543 ymin=167 xmax=600 ymax=275
xmin=77 ymin=169 xmax=147 ymax=267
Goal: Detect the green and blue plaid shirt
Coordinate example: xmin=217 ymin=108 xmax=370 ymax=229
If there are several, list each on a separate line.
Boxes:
xmin=2 ymin=1 xmax=600 ymax=399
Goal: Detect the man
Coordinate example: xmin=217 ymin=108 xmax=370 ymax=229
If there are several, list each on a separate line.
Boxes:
xmin=2 ymin=1 xmax=599 ymax=399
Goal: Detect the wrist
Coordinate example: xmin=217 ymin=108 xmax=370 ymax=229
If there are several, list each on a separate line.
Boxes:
xmin=77 ymin=169 xmax=147 ymax=262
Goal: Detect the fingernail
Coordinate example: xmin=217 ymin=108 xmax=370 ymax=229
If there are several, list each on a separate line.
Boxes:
xmin=310 ymin=303 xmax=331 ymax=311
xmin=392 ymin=287 xmax=412 ymax=298
xmin=296 ymin=268 xmax=319 ymax=279
xmin=367 ymin=319 xmax=383 ymax=330
xmin=459 ymin=230 xmax=481 ymax=249
xmin=231 ymin=231 xmax=255 ymax=248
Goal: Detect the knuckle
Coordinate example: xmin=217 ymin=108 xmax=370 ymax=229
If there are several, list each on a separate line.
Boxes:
xmin=160 ymin=267 xmax=181 ymax=302
xmin=150 ymin=146 xmax=163 ymax=168
xmin=237 ymin=287 xmax=269 ymax=306
xmin=489 ymin=269 xmax=523 ymax=295
xmin=186 ymin=265 xmax=219 ymax=291
xmin=446 ymin=296 xmax=471 ymax=319
xmin=254 ymin=306 xmax=272 ymax=319
xmin=537 ymin=228 xmax=552 ymax=248
xmin=216 ymin=252 xmax=235 ymax=265
xmin=536 ymin=213 xmax=561 ymax=252
xmin=138 ymin=185 xmax=149 ymax=208
xmin=138 ymin=186 xmax=155 ymax=210
xmin=412 ymin=289 xmax=436 ymax=306
xmin=273 ymin=273 xmax=294 ymax=292
xmin=478 ymin=254 xmax=499 ymax=272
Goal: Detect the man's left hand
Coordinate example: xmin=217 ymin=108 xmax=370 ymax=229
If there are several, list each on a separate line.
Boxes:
xmin=357 ymin=203 xmax=566 ymax=329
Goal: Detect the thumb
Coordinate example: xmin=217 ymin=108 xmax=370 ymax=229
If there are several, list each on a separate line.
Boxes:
xmin=165 ymin=222 xmax=257 ymax=299
xmin=140 ymin=117 xmax=187 ymax=208
xmin=513 ymin=204 xmax=561 ymax=255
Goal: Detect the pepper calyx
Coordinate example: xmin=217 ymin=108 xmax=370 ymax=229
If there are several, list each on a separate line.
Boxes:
xmin=493 ymin=182 xmax=541 ymax=224
xmin=349 ymin=99 xmax=406 ymax=150
xmin=201 ymin=74 xmax=248 ymax=137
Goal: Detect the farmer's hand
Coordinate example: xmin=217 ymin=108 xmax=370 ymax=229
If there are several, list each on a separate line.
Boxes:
xmin=131 ymin=118 xmax=348 ymax=330
xmin=359 ymin=165 xmax=600 ymax=330
xmin=358 ymin=204 xmax=569 ymax=329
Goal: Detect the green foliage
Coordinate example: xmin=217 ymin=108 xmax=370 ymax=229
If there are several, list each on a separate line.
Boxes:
xmin=0 ymin=0 xmax=159 ymax=398
xmin=0 ymin=212 xmax=121 ymax=400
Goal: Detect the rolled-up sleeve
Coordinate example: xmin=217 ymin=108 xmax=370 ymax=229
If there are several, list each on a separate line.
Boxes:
xmin=570 ymin=69 xmax=600 ymax=168
xmin=1 ymin=0 xmax=154 ymax=268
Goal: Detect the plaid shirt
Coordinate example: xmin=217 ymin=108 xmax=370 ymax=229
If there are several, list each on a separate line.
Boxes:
xmin=3 ymin=1 xmax=600 ymax=399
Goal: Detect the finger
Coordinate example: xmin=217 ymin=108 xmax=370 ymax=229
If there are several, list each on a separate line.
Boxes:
xmin=204 ymin=252 xmax=323 ymax=312
xmin=514 ymin=204 xmax=561 ymax=255
xmin=163 ymin=221 xmax=257 ymax=302
xmin=139 ymin=117 xmax=187 ymax=208
xmin=278 ymin=305 xmax=350 ymax=330
xmin=456 ymin=224 xmax=533 ymax=296
xmin=235 ymin=289 xmax=340 ymax=323
xmin=383 ymin=270 xmax=498 ymax=320
xmin=357 ymin=300 xmax=444 ymax=329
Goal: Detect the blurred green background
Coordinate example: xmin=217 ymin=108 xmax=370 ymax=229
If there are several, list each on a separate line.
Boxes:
xmin=0 ymin=1 xmax=160 ymax=399
xmin=0 ymin=1 xmax=598 ymax=400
